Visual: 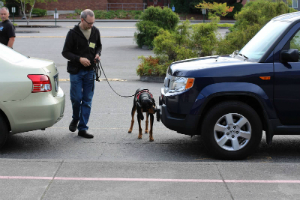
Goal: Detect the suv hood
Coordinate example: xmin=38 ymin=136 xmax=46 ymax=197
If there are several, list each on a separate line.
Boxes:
xmin=169 ymin=55 xmax=252 ymax=77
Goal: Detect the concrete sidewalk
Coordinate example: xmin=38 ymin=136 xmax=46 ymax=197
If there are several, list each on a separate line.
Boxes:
xmin=1 ymin=158 xmax=300 ymax=199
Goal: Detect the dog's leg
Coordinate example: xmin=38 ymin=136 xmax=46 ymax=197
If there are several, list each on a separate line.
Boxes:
xmin=149 ymin=113 xmax=154 ymax=142
xmin=145 ymin=112 xmax=149 ymax=134
xmin=128 ymin=106 xmax=136 ymax=133
xmin=138 ymin=112 xmax=143 ymax=139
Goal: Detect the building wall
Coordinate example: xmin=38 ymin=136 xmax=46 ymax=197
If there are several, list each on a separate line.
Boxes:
xmin=35 ymin=0 xmax=108 ymax=11
xmin=109 ymin=0 xmax=143 ymax=3
xmin=35 ymin=0 xmax=144 ymax=11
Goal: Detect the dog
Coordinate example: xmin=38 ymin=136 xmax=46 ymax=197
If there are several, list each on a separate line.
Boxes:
xmin=128 ymin=88 xmax=158 ymax=141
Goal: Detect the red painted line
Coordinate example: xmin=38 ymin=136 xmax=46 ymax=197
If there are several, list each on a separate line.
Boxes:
xmin=0 ymin=176 xmax=52 ymax=180
xmin=0 ymin=176 xmax=300 ymax=184
xmin=54 ymin=177 xmax=224 ymax=183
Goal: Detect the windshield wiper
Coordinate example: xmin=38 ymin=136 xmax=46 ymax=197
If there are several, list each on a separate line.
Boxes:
xmin=238 ymin=53 xmax=248 ymax=60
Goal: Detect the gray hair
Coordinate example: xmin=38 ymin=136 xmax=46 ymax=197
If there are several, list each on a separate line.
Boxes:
xmin=81 ymin=9 xmax=94 ymax=19
xmin=0 ymin=7 xmax=9 ymax=14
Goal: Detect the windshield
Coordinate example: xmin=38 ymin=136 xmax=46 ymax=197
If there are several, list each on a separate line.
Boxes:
xmin=0 ymin=43 xmax=28 ymax=63
xmin=238 ymin=20 xmax=290 ymax=61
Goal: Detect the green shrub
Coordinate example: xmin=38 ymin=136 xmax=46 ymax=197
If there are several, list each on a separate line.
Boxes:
xmin=93 ymin=10 xmax=142 ymax=19
xmin=217 ymin=0 xmax=297 ymax=55
xmin=75 ymin=9 xmax=82 ymax=15
xmin=140 ymin=6 xmax=179 ymax=31
xmin=135 ymin=6 xmax=179 ymax=48
xmin=32 ymin=8 xmax=47 ymax=17
xmin=94 ymin=10 xmax=106 ymax=19
xmin=135 ymin=21 xmax=160 ymax=48
xmin=136 ymin=56 xmax=171 ymax=77
xmin=153 ymin=21 xmax=197 ymax=62
xmin=105 ymin=11 xmax=115 ymax=19
xmin=190 ymin=22 xmax=218 ymax=56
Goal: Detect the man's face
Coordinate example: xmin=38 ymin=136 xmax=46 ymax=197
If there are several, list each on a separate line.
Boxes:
xmin=0 ymin=9 xmax=9 ymax=21
xmin=81 ymin=15 xmax=95 ymax=30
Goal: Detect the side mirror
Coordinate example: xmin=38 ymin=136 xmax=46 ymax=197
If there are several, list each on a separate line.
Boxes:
xmin=281 ymin=49 xmax=299 ymax=62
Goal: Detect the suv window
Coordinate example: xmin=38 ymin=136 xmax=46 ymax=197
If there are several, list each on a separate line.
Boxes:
xmin=290 ymin=30 xmax=300 ymax=52
xmin=239 ymin=20 xmax=290 ymax=61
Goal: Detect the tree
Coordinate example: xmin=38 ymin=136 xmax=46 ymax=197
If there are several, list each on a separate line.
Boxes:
xmin=174 ymin=0 xmax=239 ymax=13
xmin=195 ymin=1 xmax=234 ymax=19
xmin=216 ymin=0 xmax=296 ymax=55
xmin=17 ymin=0 xmax=57 ymax=25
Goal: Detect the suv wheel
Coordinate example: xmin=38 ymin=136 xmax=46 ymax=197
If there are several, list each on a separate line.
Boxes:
xmin=201 ymin=101 xmax=262 ymax=160
xmin=0 ymin=114 xmax=8 ymax=149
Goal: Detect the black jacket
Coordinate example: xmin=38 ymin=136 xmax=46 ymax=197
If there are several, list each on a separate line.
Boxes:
xmin=62 ymin=24 xmax=102 ymax=74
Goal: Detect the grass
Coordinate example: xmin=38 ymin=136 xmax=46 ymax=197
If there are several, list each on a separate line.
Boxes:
xmin=217 ymin=23 xmax=234 ymax=28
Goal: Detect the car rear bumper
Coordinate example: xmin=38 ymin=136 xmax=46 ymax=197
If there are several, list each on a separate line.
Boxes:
xmin=4 ymin=87 xmax=65 ymax=134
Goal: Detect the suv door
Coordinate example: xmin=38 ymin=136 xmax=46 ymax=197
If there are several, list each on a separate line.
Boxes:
xmin=274 ymin=24 xmax=300 ymax=125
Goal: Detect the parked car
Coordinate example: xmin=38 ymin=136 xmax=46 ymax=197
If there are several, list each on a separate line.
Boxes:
xmin=159 ymin=11 xmax=300 ymax=160
xmin=0 ymin=44 xmax=65 ymax=148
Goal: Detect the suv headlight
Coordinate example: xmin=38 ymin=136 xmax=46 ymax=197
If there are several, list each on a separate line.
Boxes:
xmin=169 ymin=77 xmax=194 ymax=93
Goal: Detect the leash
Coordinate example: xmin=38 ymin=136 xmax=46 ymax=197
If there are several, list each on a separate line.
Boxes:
xmin=93 ymin=60 xmax=161 ymax=121
xmin=94 ymin=60 xmax=135 ymax=98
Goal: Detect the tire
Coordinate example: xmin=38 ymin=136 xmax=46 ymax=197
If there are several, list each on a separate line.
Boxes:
xmin=201 ymin=101 xmax=262 ymax=160
xmin=0 ymin=114 xmax=8 ymax=149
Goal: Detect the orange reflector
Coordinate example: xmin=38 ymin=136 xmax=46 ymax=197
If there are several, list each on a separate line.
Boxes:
xmin=260 ymin=76 xmax=271 ymax=80
xmin=185 ymin=78 xmax=195 ymax=89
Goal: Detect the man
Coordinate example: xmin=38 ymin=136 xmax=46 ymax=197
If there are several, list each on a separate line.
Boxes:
xmin=0 ymin=7 xmax=15 ymax=48
xmin=62 ymin=9 xmax=102 ymax=139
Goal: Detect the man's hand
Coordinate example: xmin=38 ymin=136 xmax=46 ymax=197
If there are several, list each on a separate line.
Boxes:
xmin=94 ymin=54 xmax=100 ymax=63
xmin=80 ymin=57 xmax=91 ymax=67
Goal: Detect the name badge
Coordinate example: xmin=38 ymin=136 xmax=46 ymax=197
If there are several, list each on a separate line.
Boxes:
xmin=89 ymin=42 xmax=95 ymax=49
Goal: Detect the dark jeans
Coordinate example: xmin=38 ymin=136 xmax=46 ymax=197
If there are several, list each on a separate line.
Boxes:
xmin=70 ymin=69 xmax=95 ymax=131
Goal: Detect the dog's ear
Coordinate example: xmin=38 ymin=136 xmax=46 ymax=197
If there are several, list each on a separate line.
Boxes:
xmin=136 ymin=102 xmax=144 ymax=121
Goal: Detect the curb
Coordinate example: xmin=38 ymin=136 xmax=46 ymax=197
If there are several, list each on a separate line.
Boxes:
xmin=16 ymin=31 xmax=40 ymax=33
xmin=13 ymin=19 xmax=236 ymax=24
xmin=15 ymin=25 xmax=61 ymax=28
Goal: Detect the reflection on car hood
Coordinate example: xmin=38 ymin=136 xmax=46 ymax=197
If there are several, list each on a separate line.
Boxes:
xmin=169 ymin=56 xmax=251 ymax=77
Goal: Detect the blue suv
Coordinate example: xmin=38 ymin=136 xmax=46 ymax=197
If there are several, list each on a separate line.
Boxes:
xmin=159 ymin=12 xmax=300 ymax=160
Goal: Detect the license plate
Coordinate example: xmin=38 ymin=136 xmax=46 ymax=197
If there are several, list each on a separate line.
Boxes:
xmin=54 ymin=74 xmax=59 ymax=92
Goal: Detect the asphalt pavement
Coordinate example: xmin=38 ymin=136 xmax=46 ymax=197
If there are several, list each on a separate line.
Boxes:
xmin=1 ymin=20 xmax=300 ymax=200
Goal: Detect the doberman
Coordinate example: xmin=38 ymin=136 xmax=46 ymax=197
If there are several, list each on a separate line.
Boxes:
xmin=128 ymin=88 xmax=158 ymax=141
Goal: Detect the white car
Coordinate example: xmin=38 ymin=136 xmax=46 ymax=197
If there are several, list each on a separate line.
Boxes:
xmin=0 ymin=44 xmax=65 ymax=148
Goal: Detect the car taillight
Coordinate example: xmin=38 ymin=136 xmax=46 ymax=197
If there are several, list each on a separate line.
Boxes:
xmin=27 ymin=75 xmax=52 ymax=93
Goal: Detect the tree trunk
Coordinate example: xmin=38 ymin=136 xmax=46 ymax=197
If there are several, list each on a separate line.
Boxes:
xmin=28 ymin=0 xmax=36 ymax=25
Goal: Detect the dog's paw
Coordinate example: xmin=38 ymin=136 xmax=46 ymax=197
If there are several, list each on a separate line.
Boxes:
xmin=128 ymin=130 xmax=132 ymax=133
xmin=145 ymin=130 xmax=148 ymax=134
xmin=138 ymin=134 xmax=142 ymax=139
xmin=149 ymin=138 xmax=154 ymax=142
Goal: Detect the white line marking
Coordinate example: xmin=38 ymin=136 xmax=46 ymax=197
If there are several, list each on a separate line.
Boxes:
xmin=1 ymin=176 xmax=300 ymax=184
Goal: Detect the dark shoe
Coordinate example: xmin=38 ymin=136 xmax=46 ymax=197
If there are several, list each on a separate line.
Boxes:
xmin=69 ymin=119 xmax=79 ymax=132
xmin=78 ymin=130 xmax=94 ymax=139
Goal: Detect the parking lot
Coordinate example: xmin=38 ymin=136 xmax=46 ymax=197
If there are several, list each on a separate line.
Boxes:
xmin=1 ymin=21 xmax=300 ymax=199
